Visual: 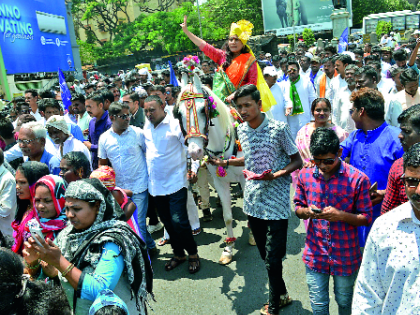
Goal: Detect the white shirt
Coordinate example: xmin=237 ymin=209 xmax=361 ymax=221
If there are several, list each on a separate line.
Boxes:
xmin=314 ymin=73 xmax=333 ymax=101
xmin=333 ymin=86 xmax=356 ymax=133
xmin=353 ymin=202 xmax=420 ymax=314
xmin=384 ymin=93 xmax=403 ymax=127
xmin=283 ymin=76 xmax=317 ymax=139
xmin=329 ymin=75 xmax=347 ymax=108
xmin=0 ymin=164 xmax=16 ymax=238
xmin=377 ymin=78 xmax=395 ymax=96
xmin=59 ymin=135 xmax=92 ymax=168
xmin=299 ymin=67 xmax=311 ymax=78
xmin=77 ymin=111 xmax=92 ymax=140
xmin=30 ymin=108 xmax=44 ymax=122
xmin=268 ymin=82 xmax=291 ymax=124
xmin=143 ymin=114 xmax=198 ymax=196
xmin=395 ymin=89 xmax=420 ymax=111
xmin=381 ymin=61 xmax=392 ymax=79
xmin=98 ymin=126 xmax=147 ymax=194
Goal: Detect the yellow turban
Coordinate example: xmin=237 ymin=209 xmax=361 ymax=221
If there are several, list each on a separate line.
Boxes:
xmin=229 ymin=20 xmax=254 ymax=45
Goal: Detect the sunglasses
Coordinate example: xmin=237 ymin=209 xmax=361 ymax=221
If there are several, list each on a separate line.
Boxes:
xmin=17 ymin=138 xmax=39 ymax=145
xmin=287 ymin=69 xmax=297 ymax=73
xmin=114 ymin=114 xmax=132 ymax=120
xmin=311 ymin=156 xmax=337 ymax=165
xmin=402 ymin=174 xmax=420 ymax=188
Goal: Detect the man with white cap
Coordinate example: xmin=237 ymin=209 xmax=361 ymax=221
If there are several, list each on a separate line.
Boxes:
xmin=263 ymin=66 xmax=292 ymax=123
xmin=138 ymin=68 xmax=150 ymax=84
xmin=46 ymin=115 xmax=92 ymax=165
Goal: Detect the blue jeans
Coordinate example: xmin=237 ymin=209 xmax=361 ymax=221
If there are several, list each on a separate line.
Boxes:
xmin=306 ymin=266 xmax=357 ymax=315
xmin=132 ymin=190 xmax=155 ymax=250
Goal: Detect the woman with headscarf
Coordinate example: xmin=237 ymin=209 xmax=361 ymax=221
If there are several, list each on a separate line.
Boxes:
xmin=180 ymin=16 xmax=275 ymax=111
xmin=12 ymin=161 xmax=50 ymax=255
xmin=24 ymin=175 xmax=68 ymax=280
xmin=24 ymin=178 xmax=153 ymax=315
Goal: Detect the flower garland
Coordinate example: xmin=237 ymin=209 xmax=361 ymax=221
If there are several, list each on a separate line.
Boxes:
xmin=182 ymin=55 xmax=200 ymax=72
xmin=208 ymin=96 xmax=219 ymax=119
xmin=215 ymin=131 xmax=231 ymax=178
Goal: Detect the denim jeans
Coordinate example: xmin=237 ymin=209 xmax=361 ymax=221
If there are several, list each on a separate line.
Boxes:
xmin=248 ymin=216 xmax=288 ymax=314
xmin=305 ymin=266 xmax=357 ymax=315
xmin=152 ymin=188 xmax=198 ymax=257
xmin=132 ymin=190 xmax=155 ymax=250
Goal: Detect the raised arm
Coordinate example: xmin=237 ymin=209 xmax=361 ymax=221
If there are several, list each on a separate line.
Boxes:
xmin=180 ymin=15 xmax=205 ymax=48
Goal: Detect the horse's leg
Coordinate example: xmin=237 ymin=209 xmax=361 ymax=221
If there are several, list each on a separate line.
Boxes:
xmin=213 ymin=179 xmax=235 ymax=265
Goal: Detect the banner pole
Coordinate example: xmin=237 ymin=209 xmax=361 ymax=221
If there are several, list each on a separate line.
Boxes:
xmin=0 ymin=45 xmax=11 ymax=100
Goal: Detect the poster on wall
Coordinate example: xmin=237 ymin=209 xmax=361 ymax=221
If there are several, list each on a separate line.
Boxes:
xmin=392 ymin=16 xmax=405 ymax=31
xmin=0 ymin=1 xmax=74 ymax=74
xmin=261 ymin=0 xmax=353 ymax=35
xmin=406 ymin=14 xmax=420 ymax=30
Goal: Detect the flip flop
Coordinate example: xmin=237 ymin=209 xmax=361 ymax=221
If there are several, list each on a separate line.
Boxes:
xmin=188 ymin=256 xmax=200 ymax=274
xmin=165 ymin=257 xmax=186 ymax=271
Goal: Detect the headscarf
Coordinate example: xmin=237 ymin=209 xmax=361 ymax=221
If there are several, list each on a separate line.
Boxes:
xmin=89 ymin=289 xmax=129 ymax=315
xmin=45 ymin=115 xmax=70 ymax=135
xmin=11 ymin=162 xmax=50 ymax=254
xmin=30 ymin=175 xmax=68 ymax=241
xmin=90 ymin=166 xmax=116 ymax=190
xmin=56 ymin=179 xmax=153 ymax=313
xmin=229 ymin=20 xmax=253 ymax=45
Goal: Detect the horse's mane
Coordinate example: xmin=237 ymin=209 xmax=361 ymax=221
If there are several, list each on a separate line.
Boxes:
xmin=174 ymin=83 xmax=235 ymax=139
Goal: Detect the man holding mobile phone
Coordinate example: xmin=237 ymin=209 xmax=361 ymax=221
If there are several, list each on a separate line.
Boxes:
xmin=294 ymin=128 xmax=373 ymax=315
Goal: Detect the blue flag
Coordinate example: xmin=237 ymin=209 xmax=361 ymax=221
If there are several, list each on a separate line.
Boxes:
xmin=58 ymin=68 xmax=72 ymax=110
xmin=168 ymin=61 xmax=179 ymax=87
xmin=338 ymin=27 xmax=349 ymax=53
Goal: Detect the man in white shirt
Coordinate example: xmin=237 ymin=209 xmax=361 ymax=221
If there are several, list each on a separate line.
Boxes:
xmin=353 ymin=143 xmax=420 ymax=314
xmin=395 ymin=67 xmax=420 ymax=111
xmin=315 ymin=57 xmax=336 ymax=102
xmin=0 ymin=148 xmax=16 ymax=243
xmin=299 ymin=54 xmax=312 ymax=78
xmin=369 ymin=61 xmax=395 ymax=96
xmin=143 ymin=95 xmax=200 ymax=274
xmin=284 ymin=61 xmax=317 ymax=138
xmin=25 ymin=89 xmax=43 ymax=122
xmin=333 ymin=64 xmax=357 ymax=133
xmin=263 ymin=66 xmax=291 ymax=123
xmin=45 ymin=115 xmax=91 ymax=163
xmin=71 ymin=93 xmax=91 ymax=140
xmin=98 ymin=102 xmax=155 ymax=251
xmin=329 ymin=54 xmax=351 ymax=107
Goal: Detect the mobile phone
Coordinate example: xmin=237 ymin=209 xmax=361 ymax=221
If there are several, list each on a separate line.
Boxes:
xmin=29 ymin=226 xmax=44 ymax=247
xmin=369 ymin=182 xmax=378 ymax=193
xmin=311 ymin=207 xmax=322 ymax=213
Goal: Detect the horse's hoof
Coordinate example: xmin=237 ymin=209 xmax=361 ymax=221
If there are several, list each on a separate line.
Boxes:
xmin=219 ymin=252 xmax=233 ymax=265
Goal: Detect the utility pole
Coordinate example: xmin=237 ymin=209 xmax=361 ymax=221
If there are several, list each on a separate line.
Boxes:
xmin=292 ymin=0 xmax=296 ymax=49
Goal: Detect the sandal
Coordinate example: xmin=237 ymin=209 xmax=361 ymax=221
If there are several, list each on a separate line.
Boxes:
xmin=158 ymin=237 xmax=170 ymax=246
xmin=260 ymin=294 xmax=292 ymax=315
xmin=165 ymin=256 xmax=186 ymax=271
xmin=192 ymin=227 xmax=201 ymax=236
xmin=188 ymin=256 xmax=201 ymax=274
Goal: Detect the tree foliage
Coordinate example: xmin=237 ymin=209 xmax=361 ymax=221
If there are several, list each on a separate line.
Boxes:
xmin=352 ymin=0 xmax=413 ymax=26
xmin=302 ymin=28 xmax=315 ymax=46
xmin=376 ymin=21 xmax=393 ymax=40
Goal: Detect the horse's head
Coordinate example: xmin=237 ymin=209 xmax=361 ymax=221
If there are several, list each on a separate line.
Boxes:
xmin=173 ymin=74 xmax=210 ymax=161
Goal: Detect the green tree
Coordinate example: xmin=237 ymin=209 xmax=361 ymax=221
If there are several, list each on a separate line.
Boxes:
xmin=352 ymin=0 xmax=412 ymax=26
xmin=376 ymin=21 xmax=393 ymax=40
xmin=302 ymin=28 xmax=315 ymax=46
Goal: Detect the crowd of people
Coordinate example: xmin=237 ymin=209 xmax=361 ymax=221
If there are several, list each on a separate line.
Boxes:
xmin=0 ymin=15 xmax=420 ymax=315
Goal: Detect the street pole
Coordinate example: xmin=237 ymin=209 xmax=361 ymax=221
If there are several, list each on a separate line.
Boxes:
xmin=292 ymin=0 xmax=296 ymax=49
xmin=196 ymin=0 xmax=203 ymax=39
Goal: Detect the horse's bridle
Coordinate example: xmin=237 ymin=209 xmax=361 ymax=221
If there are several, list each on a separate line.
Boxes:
xmin=178 ymin=84 xmax=211 ymax=147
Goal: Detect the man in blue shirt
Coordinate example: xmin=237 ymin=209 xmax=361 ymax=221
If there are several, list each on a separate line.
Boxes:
xmin=85 ymin=92 xmax=112 ymax=169
xmin=341 ymin=88 xmax=404 ymax=247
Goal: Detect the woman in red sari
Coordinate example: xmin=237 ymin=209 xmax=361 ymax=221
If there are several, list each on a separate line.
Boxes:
xmin=181 ymin=16 xmax=257 ymax=103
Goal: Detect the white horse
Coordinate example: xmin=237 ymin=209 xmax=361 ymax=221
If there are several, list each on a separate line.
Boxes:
xmin=173 ymin=73 xmax=246 ymax=265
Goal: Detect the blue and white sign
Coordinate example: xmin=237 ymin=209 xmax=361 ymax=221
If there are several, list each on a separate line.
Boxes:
xmin=0 ymin=1 xmax=74 ymax=74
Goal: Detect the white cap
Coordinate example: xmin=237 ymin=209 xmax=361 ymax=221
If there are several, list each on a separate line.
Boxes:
xmin=138 ymin=68 xmax=148 ymax=75
xmin=263 ymin=66 xmax=278 ymax=77
xmin=304 ymin=52 xmax=313 ymax=60
xmin=265 ymin=53 xmax=272 ymax=57
xmin=413 ymin=30 xmax=420 ymax=35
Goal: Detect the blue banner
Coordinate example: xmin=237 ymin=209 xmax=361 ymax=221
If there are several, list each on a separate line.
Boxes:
xmin=0 ymin=1 xmax=74 ymax=74
xmin=168 ymin=61 xmax=179 ymax=87
xmin=338 ymin=27 xmax=349 ymax=53
xmin=58 ymin=68 xmax=71 ymax=110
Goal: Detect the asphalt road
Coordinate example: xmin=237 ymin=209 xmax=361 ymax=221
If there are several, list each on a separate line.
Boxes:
xmin=148 ymin=184 xmax=338 ymax=315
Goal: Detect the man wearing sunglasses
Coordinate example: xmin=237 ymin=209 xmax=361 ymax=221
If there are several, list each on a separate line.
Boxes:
xmin=98 ymin=102 xmax=155 ymax=253
xmin=341 ymin=88 xmax=404 ymax=248
xmin=382 ymin=104 xmax=420 ymax=215
xmin=295 ymin=128 xmax=373 ymax=315
xmin=353 ymin=143 xmax=420 ymax=314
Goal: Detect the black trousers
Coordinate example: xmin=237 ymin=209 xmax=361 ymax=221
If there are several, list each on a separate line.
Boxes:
xmin=152 ymin=188 xmax=198 ymax=257
xmin=248 ymin=216 xmax=288 ymax=314
xmin=147 ymin=194 xmax=159 ymax=225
